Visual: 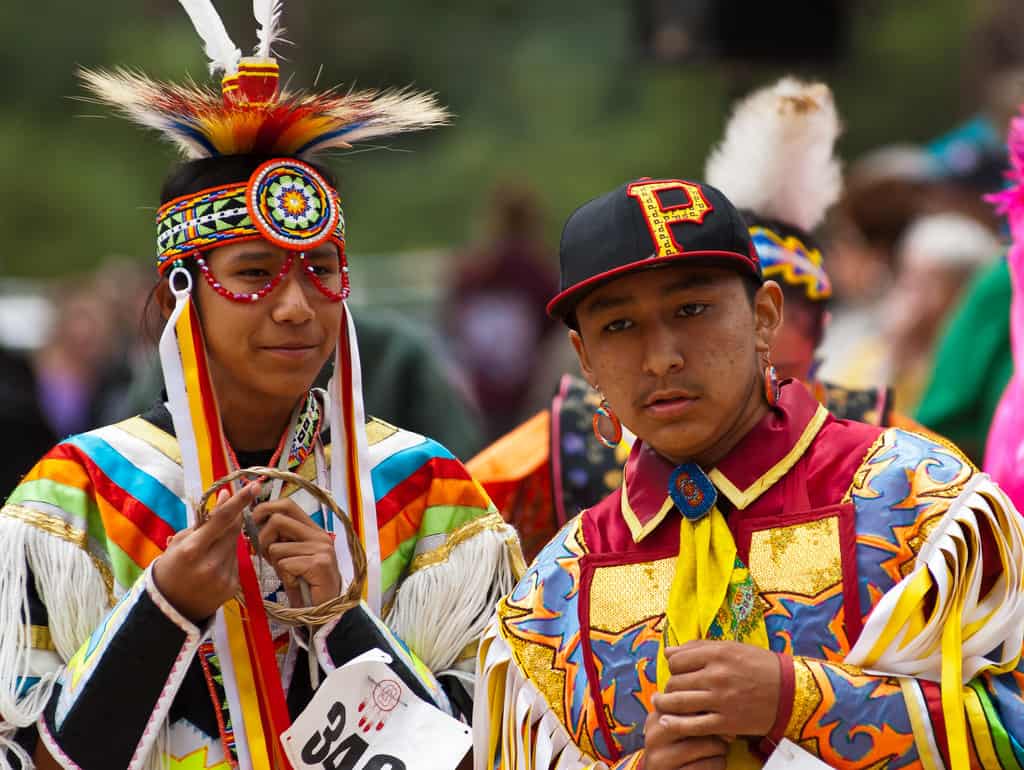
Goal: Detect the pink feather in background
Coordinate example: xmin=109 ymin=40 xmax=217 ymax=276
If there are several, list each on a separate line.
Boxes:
xmin=984 ymin=109 xmax=1024 ymax=505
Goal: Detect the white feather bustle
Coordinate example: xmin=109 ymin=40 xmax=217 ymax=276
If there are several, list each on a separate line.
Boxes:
xmin=705 ymin=77 xmax=843 ymax=233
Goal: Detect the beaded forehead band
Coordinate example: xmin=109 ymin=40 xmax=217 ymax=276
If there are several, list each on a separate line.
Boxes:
xmin=155 ymin=158 xmax=345 ymax=271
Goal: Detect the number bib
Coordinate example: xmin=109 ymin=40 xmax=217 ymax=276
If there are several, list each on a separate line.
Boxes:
xmin=762 ymin=739 xmax=834 ymax=770
xmin=280 ymin=650 xmax=472 ymax=770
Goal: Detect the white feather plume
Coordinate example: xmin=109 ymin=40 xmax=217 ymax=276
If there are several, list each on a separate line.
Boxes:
xmin=177 ymin=0 xmax=242 ymax=75
xmin=253 ymin=0 xmax=285 ymax=58
xmin=705 ymin=77 xmax=842 ymax=233
xmin=78 ymin=68 xmax=214 ymax=158
xmin=310 ymin=87 xmax=452 ymax=151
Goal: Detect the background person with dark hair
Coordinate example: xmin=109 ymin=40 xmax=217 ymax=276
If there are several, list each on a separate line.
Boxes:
xmin=442 ymin=184 xmax=559 ymax=442
xmin=0 ymin=348 xmax=55 ymax=501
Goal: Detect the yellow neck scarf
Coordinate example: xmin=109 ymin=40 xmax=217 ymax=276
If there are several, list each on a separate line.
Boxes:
xmin=657 ymin=463 xmax=768 ymax=768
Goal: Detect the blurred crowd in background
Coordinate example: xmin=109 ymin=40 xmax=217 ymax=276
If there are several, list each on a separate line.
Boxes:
xmin=1 ymin=0 xmax=1023 ymax=497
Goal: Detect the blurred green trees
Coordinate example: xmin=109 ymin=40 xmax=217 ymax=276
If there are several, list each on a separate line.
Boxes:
xmin=0 ymin=0 xmax=978 ymax=277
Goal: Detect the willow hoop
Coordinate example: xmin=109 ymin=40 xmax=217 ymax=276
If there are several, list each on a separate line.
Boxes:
xmin=197 ymin=466 xmax=367 ymax=627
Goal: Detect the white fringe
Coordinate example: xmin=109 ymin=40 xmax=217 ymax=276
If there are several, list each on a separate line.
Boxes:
xmin=386 ymin=525 xmax=520 ymax=676
xmin=0 ymin=518 xmax=110 ymax=769
xmin=0 ymin=521 xmax=51 ymax=770
xmin=847 ymin=473 xmax=1024 ymax=679
xmin=0 ymin=519 xmax=174 ymax=770
xmin=24 ymin=534 xmax=111 ymax=665
xmin=146 ymin=726 xmax=170 ymax=770
xmin=472 ymin=622 xmax=600 ymax=770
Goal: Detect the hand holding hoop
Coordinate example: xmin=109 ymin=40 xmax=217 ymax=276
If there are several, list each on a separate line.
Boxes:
xmin=153 ymin=482 xmax=256 ymax=623
xmin=197 ymin=466 xmax=366 ymax=627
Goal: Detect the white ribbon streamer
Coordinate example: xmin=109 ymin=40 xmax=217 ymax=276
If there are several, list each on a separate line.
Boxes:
xmin=327 ymin=302 xmax=382 ymax=613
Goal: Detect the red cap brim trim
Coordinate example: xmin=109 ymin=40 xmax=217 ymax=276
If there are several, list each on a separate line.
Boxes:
xmin=546 ymin=250 xmax=760 ymax=320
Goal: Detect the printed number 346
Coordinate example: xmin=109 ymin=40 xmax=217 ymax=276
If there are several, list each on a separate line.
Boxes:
xmin=301 ymin=701 xmax=405 ymax=770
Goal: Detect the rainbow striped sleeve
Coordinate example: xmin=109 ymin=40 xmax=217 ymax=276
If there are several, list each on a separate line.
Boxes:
xmin=360 ymin=421 xmax=521 ymax=679
xmin=367 ymin=426 xmax=497 ymax=600
xmin=0 ymin=421 xmax=206 ymax=770
xmin=4 ymin=419 xmax=186 ymax=595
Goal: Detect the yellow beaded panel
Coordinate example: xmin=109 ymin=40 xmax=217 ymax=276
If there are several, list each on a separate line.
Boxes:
xmin=499 ymin=617 xmax=601 ymax=759
xmin=589 ymin=557 xmax=675 ymax=633
xmin=748 ymin=516 xmax=842 ymax=598
xmin=786 ymin=657 xmax=824 ymax=741
xmin=502 ymin=619 xmax=567 ymax=722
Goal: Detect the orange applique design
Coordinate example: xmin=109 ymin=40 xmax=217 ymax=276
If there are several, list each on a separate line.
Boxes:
xmin=798 ymin=661 xmax=916 ymax=766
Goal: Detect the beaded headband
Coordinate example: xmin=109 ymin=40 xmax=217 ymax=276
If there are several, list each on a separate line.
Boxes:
xmin=155 ymin=158 xmax=345 ymax=272
xmin=750 ymin=225 xmax=832 ymax=301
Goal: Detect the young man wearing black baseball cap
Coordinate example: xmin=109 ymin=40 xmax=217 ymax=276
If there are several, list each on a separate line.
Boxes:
xmin=474 ymin=178 xmax=1024 ymax=770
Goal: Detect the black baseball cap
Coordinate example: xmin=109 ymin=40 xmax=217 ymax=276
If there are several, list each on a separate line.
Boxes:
xmin=547 ymin=177 xmax=761 ymax=320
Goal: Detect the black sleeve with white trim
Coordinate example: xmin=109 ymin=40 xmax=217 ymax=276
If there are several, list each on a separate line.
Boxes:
xmin=38 ymin=567 xmax=205 ymax=770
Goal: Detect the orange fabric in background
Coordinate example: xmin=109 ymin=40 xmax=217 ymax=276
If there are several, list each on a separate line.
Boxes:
xmin=468 ymin=411 xmax=550 ymax=513
xmin=468 ymin=411 xmax=555 ymax=561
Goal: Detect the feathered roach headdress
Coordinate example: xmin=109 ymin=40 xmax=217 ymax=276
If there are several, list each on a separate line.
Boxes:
xmin=81 ymin=4 xmax=447 ymax=767
xmin=80 ymin=4 xmax=448 ymax=162
xmin=705 ymin=77 xmax=842 ymax=301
